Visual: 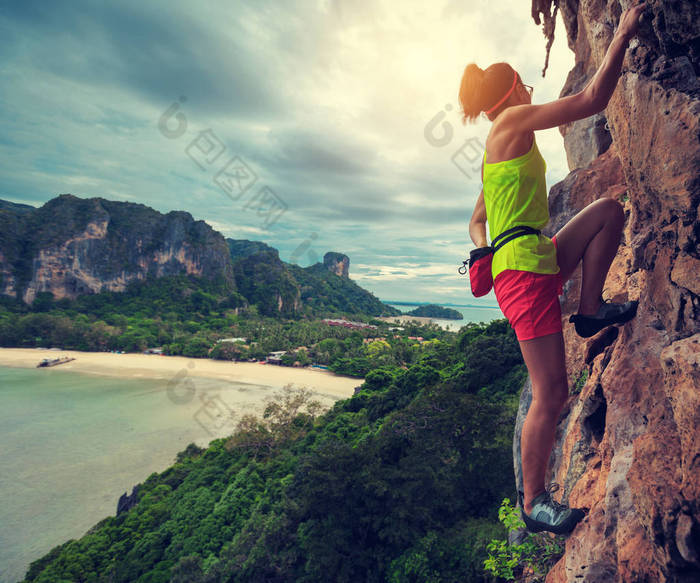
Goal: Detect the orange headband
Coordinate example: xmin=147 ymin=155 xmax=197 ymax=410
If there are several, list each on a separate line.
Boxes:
xmin=484 ymin=69 xmax=518 ymax=115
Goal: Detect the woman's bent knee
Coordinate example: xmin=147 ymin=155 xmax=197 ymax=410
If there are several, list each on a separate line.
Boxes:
xmin=529 ymin=397 xmax=567 ymax=419
xmin=596 ymin=198 xmax=625 ymax=226
xmin=530 ymin=380 xmax=568 ymax=411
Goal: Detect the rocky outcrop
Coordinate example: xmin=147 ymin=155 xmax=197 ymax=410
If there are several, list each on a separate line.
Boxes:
xmin=117 ymin=483 xmax=142 ymax=516
xmin=513 ymin=2 xmax=700 ymax=581
xmin=323 ymin=252 xmax=350 ymax=278
xmin=0 ymin=194 xmax=236 ymax=303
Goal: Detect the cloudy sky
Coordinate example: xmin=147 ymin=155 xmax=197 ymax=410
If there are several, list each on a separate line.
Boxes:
xmin=0 ymin=0 xmax=575 ymax=306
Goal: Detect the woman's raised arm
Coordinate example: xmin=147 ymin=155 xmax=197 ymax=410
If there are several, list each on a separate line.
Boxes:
xmin=505 ymin=2 xmax=646 ymax=133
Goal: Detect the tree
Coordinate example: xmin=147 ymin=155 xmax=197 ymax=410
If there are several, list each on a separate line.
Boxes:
xmin=85 ymin=320 xmax=119 ymax=351
xmin=224 ymin=385 xmax=326 ymax=459
xmin=295 ymin=348 xmax=311 ymax=366
xmin=280 ymin=352 xmax=296 ymax=367
xmin=210 ymin=341 xmax=248 ymax=361
xmin=363 ymin=367 xmax=396 ymax=391
xmin=118 ymin=330 xmax=154 ymax=353
xmin=182 ymin=337 xmax=212 ymax=358
xmin=366 ymin=339 xmax=391 ymax=359
xmin=170 ymin=554 xmax=205 ymax=583
xmin=32 ymin=291 xmax=55 ymax=312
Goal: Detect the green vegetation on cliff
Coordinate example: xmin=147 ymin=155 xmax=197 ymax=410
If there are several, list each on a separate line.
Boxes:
xmin=286 ymin=262 xmax=398 ymax=318
xmin=20 ymin=319 xmax=526 ymax=583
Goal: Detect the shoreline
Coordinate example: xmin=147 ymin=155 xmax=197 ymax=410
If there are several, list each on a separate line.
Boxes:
xmin=0 ymin=348 xmax=362 ymax=399
xmin=375 ymin=315 xmax=439 ymax=326
xmin=375 ymin=314 xmax=466 ymax=328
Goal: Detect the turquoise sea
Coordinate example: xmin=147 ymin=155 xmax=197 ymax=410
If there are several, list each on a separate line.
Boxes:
xmin=0 ymin=365 xmax=296 ymax=583
xmin=383 ymin=301 xmax=504 ymax=331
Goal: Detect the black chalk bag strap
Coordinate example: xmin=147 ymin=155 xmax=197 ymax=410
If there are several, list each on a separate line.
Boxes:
xmin=458 ymin=225 xmax=541 ymax=277
xmin=461 ymin=225 xmax=540 ymax=298
xmin=490 ymin=225 xmax=541 ymax=252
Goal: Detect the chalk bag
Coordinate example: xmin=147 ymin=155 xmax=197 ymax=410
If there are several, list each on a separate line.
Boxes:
xmin=458 ymin=226 xmax=541 ymax=298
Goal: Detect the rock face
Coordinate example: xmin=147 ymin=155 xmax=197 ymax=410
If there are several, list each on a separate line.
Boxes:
xmin=117 ymin=483 xmax=142 ymax=516
xmin=513 ymin=2 xmax=700 ymax=582
xmin=323 ymin=252 xmax=350 ymax=278
xmin=0 ymin=194 xmax=236 ymax=303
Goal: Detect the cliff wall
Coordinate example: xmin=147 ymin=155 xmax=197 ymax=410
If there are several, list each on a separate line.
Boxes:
xmin=0 ymin=194 xmax=236 ymax=303
xmin=513 ymin=1 xmax=699 ymax=581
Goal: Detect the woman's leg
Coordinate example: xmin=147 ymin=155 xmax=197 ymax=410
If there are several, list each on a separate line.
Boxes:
xmin=519 ymin=330 xmax=569 ymax=513
xmin=553 ymin=198 xmax=625 ymax=314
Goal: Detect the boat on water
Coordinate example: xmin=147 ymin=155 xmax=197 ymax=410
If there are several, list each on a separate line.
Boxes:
xmin=37 ymin=356 xmax=76 ymax=368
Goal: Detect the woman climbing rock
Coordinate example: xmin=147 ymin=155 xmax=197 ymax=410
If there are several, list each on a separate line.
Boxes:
xmin=459 ymin=1 xmax=646 ymax=534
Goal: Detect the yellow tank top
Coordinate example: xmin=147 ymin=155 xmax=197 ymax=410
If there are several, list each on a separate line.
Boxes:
xmin=482 ymin=135 xmax=559 ymax=280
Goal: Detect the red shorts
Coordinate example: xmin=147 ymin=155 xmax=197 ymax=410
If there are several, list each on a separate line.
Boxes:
xmin=493 ymin=235 xmax=563 ymax=341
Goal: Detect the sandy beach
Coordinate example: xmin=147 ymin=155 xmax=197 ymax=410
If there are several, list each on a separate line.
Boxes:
xmin=375 ymin=314 xmax=437 ymax=326
xmin=0 ymin=348 xmax=362 ymax=398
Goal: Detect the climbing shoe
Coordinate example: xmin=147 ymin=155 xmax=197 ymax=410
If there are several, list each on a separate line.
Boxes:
xmin=518 ymin=483 xmax=586 ymax=535
xmin=569 ymin=297 xmax=639 ymax=338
